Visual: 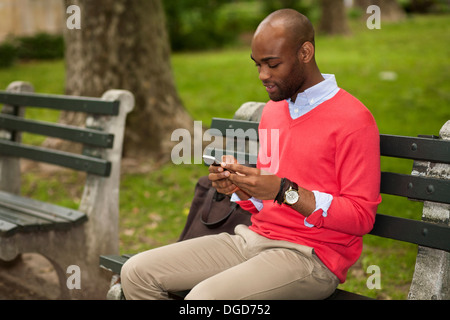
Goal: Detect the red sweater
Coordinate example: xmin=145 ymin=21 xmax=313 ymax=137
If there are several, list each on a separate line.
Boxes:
xmin=237 ymin=89 xmax=381 ymax=283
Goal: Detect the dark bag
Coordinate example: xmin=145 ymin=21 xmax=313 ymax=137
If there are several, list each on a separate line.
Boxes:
xmin=178 ymin=176 xmax=252 ymax=241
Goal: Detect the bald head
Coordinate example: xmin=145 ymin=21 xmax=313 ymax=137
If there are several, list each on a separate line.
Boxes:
xmin=254 ymin=9 xmax=315 ymax=51
xmin=251 ymin=10 xmax=323 ymax=101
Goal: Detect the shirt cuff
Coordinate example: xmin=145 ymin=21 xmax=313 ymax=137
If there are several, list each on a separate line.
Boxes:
xmin=231 ymin=193 xmax=264 ymax=212
xmin=304 ymin=191 xmax=333 ymax=228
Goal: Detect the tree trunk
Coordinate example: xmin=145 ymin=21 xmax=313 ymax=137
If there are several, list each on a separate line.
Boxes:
xmin=318 ymin=0 xmax=351 ymax=35
xmin=355 ymin=0 xmax=406 ymax=22
xmin=62 ymin=0 xmax=193 ymax=160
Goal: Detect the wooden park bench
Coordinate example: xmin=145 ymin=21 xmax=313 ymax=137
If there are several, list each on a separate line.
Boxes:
xmin=0 ymin=81 xmax=134 ymax=299
xmin=100 ymin=102 xmax=450 ymax=300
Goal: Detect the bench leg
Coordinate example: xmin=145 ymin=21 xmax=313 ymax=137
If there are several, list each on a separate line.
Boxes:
xmin=106 ymin=275 xmax=125 ymax=300
xmin=1 ymin=227 xmax=112 ymax=299
xmin=409 ymin=121 xmax=450 ymax=300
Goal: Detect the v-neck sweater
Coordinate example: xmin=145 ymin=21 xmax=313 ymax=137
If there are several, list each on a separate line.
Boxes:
xmin=237 ymin=89 xmax=382 ymax=283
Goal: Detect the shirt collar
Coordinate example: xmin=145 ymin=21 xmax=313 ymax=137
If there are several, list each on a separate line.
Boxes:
xmin=287 ymin=74 xmax=338 ymax=108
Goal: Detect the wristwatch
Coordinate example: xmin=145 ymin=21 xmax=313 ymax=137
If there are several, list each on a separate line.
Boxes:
xmin=284 ymin=181 xmax=300 ymax=206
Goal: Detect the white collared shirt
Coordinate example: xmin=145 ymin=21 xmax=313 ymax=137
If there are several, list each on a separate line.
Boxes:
xmin=287 ymin=74 xmax=340 ymax=119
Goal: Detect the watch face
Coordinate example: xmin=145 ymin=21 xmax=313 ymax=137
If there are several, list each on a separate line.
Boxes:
xmin=285 ymin=189 xmax=299 ymax=205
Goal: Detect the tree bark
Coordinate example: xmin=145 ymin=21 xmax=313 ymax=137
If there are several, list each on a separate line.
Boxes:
xmin=318 ymin=0 xmax=351 ymax=35
xmin=62 ymin=0 xmax=193 ymax=160
xmin=355 ymin=0 xmax=406 ymax=22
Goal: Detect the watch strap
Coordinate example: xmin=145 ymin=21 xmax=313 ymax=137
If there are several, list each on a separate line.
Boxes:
xmin=291 ymin=181 xmax=299 ymax=192
xmin=274 ymin=178 xmax=287 ymax=205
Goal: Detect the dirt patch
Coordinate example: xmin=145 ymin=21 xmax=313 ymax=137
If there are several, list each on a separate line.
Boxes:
xmin=0 ymin=253 xmax=61 ymax=300
xmin=0 ymin=157 xmax=156 ymax=300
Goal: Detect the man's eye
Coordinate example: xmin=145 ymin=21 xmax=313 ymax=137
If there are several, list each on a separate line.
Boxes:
xmin=268 ymin=64 xmax=280 ymax=69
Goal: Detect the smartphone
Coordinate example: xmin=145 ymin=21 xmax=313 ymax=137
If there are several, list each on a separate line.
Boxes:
xmin=202 ymin=155 xmax=221 ymax=166
xmin=203 ymin=155 xmax=235 ymax=173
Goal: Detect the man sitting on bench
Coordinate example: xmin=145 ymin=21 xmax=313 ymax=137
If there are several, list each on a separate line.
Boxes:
xmin=120 ymin=9 xmax=382 ymax=300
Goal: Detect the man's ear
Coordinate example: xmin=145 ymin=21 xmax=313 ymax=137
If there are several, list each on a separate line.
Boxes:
xmin=298 ymin=41 xmax=315 ymax=64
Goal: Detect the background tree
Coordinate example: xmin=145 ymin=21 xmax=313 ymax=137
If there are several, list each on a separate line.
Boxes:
xmin=261 ymin=0 xmax=313 ymax=16
xmin=355 ymin=0 xmax=406 ymax=21
xmin=318 ymin=0 xmax=351 ymax=35
xmin=62 ymin=0 xmax=193 ymax=160
xmin=163 ymin=0 xmax=237 ymax=51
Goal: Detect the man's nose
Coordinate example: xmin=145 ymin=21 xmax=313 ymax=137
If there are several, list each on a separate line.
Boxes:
xmin=259 ymin=66 xmax=270 ymax=82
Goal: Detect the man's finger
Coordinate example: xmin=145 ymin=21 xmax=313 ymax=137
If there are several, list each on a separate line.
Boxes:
xmin=227 ymin=172 xmax=248 ymax=186
xmin=208 ymin=170 xmax=230 ymax=182
xmin=222 ymin=163 xmax=256 ymax=176
xmin=208 ymin=164 xmax=224 ymax=173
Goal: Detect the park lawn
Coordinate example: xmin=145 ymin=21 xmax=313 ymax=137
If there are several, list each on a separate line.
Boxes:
xmin=0 ymin=14 xmax=448 ymax=299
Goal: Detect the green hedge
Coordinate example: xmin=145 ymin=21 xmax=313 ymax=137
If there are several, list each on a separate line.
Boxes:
xmin=0 ymin=42 xmax=17 ymax=68
xmin=0 ymin=33 xmax=64 ymax=69
xmin=15 ymin=33 xmax=64 ymax=60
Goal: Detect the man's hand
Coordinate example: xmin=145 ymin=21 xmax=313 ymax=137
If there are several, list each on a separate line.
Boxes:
xmin=222 ymin=163 xmax=281 ymax=200
xmin=223 ymin=162 xmax=316 ymax=217
xmin=208 ymin=155 xmax=250 ymax=199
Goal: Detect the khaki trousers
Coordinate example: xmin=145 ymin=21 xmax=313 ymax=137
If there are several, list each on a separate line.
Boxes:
xmin=120 ymin=225 xmax=339 ymax=300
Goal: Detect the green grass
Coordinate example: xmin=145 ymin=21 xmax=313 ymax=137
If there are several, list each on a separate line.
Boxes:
xmin=0 ymin=14 xmax=449 ymax=300
xmin=119 ymin=164 xmax=206 ymax=252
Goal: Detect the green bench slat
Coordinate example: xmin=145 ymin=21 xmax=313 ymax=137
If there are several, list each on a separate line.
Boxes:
xmin=0 ymin=91 xmax=119 ymax=115
xmin=369 ymin=213 xmax=450 ymax=251
xmin=210 ymin=118 xmax=260 ymax=141
xmin=0 ymin=190 xmax=86 ymax=222
xmin=381 ymin=172 xmax=450 ymax=204
xmin=0 ymin=219 xmax=18 ymax=237
xmin=0 ymin=205 xmax=56 ymax=233
xmin=208 ymin=121 xmax=450 ymax=164
xmin=100 ymin=255 xmax=131 ymax=274
xmin=0 ymin=140 xmax=111 ymax=176
xmin=0 ymin=199 xmax=73 ymax=227
xmin=380 ymin=134 xmax=450 ymax=164
xmin=0 ymin=190 xmax=86 ymax=223
xmin=0 ymin=114 xmax=114 ymax=148
xmin=0 ymin=191 xmax=87 ymax=237
xmin=205 ymin=147 xmax=258 ymax=167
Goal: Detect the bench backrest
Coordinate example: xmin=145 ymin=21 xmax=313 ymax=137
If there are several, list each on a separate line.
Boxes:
xmin=205 ymin=117 xmax=450 ymax=252
xmin=0 ymin=81 xmax=133 ymax=244
xmin=0 ymin=90 xmax=119 ymax=177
